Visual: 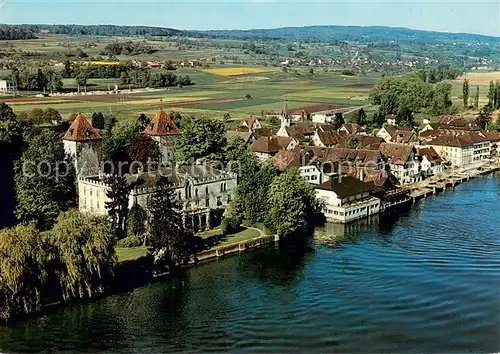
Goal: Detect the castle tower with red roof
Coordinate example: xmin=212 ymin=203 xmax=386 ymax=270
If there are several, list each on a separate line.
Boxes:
xmin=142 ymin=108 xmax=182 ymax=165
xmin=63 ymin=113 xmax=102 ymax=176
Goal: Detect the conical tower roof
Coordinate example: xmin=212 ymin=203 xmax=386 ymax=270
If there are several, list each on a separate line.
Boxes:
xmin=63 ymin=113 xmax=102 ymax=142
xmin=142 ymin=108 xmax=182 ymax=136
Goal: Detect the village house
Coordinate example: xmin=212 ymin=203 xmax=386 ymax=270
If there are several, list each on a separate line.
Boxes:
xmin=274 ymin=149 xmax=326 ymax=185
xmin=379 ymin=143 xmax=420 ymax=185
xmin=0 ymin=79 xmax=17 ymax=94
xmin=315 ymin=175 xmax=381 ymax=223
xmin=251 ymin=136 xmax=295 ymax=162
xmin=339 ymin=123 xmax=367 ymax=136
xmin=483 ymin=131 xmax=500 ymax=156
xmin=470 ymin=133 xmax=490 ymax=162
xmin=142 ymin=108 xmax=182 ymax=166
xmin=226 ymin=130 xmax=253 ymax=144
xmin=426 ymin=135 xmax=474 ymax=167
xmin=78 ymin=165 xmax=237 ymax=232
xmin=417 ymin=147 xmax=444 ymax=177
xmin=239 ymin=117 xmax=262 ymax=132
xmin=418 ymin=119 xmax=440 ymax=134
xmin=312 ymin=130 xmax=346 ymax=148
xmin=63 ymin=113 xmax=102 ymax=177
xmin=376 ymin=125 xmax=417 ymax=144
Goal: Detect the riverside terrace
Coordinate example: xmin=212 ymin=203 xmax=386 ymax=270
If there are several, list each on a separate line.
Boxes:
xmin=78 ymin=165 xmax=237 ymax=231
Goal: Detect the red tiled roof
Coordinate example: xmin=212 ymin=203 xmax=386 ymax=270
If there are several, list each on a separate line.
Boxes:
xmin=341 ymin=123 xmax=365 ymax=135
xmin=142 ymin=108 xmax=182 ymax=136
xmin=316 ymin=131 xmax=345 ymax=147
xmin=428 ymin=135 xmax=473 ymax=148
xmin=251 ymin=136 xmax=282 ymax=154
xmin=274 ymin=149 xmax=300 ymax=170
xmin=240 ymin=117 xmax=257 ymax=127
xmin=379 ymin=142 xmax=415 ymax=165
xmin=417 ymin=147 xmax=442 ymax=163
xmin=63 ymin=113 xmax=102 ymax=142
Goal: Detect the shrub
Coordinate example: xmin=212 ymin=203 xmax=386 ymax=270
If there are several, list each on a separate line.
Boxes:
xmin=116 ymin=235 xmax=143 ymax=248
xmin=221 ymin=216 xmax=242 ymax=235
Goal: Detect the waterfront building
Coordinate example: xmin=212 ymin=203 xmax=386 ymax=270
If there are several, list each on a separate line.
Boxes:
xmin=470 ymin=133 xmax=491 ymax=162
xmin=142 ymin=108 xmax=182 ymax=166
xmin=379 ymin=143 xmax=421 ymax=184
xmin=315 ymin=175 xmax=380 ymax=223
xmin=78 ymin=165 xmax=237 ymax=231
xmin=63 ymin=113 xmax=102 ymax=177
xmin=426 ymin=135 xmax=474 ymax=167
xmin=417 ymin=147 xmax=444 ymax=177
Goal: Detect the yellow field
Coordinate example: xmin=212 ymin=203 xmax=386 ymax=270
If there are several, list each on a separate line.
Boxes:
xmin=205 ymin=67 xmax=274 ymax=76
xmin=121 ymin=96 xmax=209 ymax=105
xmin=83 ymin=61 xmax=121 ymax=66
xmin=289 ymin=90 xmax=369 ymax=99
xmin=455 ymin=71 xmax=500 ymax=86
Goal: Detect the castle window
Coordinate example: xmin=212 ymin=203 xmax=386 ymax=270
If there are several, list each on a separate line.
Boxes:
xmin=216 ymin=196 xmax=222 ymax=207
xmin=205 ymin=198 xmax=210 ymax=207
xmin=195 ymin=188 xmax=198 ymax=197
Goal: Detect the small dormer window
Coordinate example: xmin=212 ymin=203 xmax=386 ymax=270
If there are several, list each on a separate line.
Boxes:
xmin=85 ymin=129 xmax=92 ymax=137
xmin=68 ymin=128 xmax=74 ymax=136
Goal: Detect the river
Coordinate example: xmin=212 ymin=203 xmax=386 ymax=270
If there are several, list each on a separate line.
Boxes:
xmin=1 ymin=174 xmax=499 ymax=353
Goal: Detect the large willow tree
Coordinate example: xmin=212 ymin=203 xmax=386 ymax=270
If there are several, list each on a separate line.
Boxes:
xmin=0 ymin=225 xmax=47 ymax=322
xmin=47 ymin=210 xmax=116 ymax=301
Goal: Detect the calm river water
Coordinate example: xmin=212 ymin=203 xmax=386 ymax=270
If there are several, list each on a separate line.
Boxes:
xmin=1 ymin=174 xmax=499 ymax=353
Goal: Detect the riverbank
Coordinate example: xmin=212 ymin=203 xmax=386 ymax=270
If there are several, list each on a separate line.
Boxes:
xmin=3 ymin=174 xmax=498 ymax=353
xmin=407 ymin=160 xmax=500 ymax=201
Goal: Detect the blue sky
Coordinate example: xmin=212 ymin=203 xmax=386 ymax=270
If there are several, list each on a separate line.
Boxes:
xmin=1 ymin=0 xmax=499 ymax=36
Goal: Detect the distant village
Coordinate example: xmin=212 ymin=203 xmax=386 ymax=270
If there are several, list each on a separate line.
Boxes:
xmin=65 ymin=101 xmax=499 ymax=227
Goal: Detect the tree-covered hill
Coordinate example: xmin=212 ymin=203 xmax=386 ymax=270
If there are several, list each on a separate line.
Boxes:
xmin=200 ymin=25 xmax=499 ymax=44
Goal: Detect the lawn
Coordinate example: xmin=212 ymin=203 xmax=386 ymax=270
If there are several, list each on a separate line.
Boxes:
xmin=198 ymin=226 xmax=261 ymax=247
xmin=115 ymin=246 xmax=148 ymax=263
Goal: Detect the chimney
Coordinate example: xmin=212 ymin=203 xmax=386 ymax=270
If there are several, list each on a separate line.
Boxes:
xmin=359 ymin=168 xmax=364 ymax=182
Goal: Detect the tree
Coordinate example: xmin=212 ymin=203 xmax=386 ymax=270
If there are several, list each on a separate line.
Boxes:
xmin=396 ymin=104 xmax=414 ymax=127
xmin=91 ymin=112 xmax=105 ymax=130
xmin=333 ymin=112 xmax=345 ymax=130
xmin=476 ymin=106 xmax=492 ymax=130
xmin=127 ymin=203 xmax=147 ymax=242
xmin=43 ymin=108 xmax=62 ymax=125
xmin=175 ymin=116 xmax=227 ymax=165
xmin=309 ymin=68 xmax=314 ymax=75
xmin=356 ymin=108 xmax=367 ymax=126
xmin=462 ymin=79 xmax=469 ymax=108
xmin=495 ymin=81 xmax=500 ymax=110
xmin=266 ymin=169 xmax=321 ymax=237
xmin=74 ymin=67 xmax=89 ymax=92
xmin=474 ymin=85 xmax=479 ymax=110
xmin=101 ymin=121 xmax=140 ymax=172
xmin=105 ymin=175 xmax=131 ymax=239
xmin=148 ymin=178 xmax=187 ymax=267
xmin=47 ymin=210 xmax=116 ymax=301
xmin=0 ymin=103 xmax=29 ymax=159
xmin=169 ymin=111 xmax=182 ymax=128
xmin=488 ymin=81 xmax=495 ymax=106
xmin=225 ymin=135 xmax=250 ymax=163
xmin=126 ymin=135 xmax=160 ymax=171
xmin=346 ymin=135 xmax=360 ymax=149
xmin=245 ymin=93 xmax=252 ymax=99
xmin=138 ymin=113 xmax=150 ymax=129
xmin=15 ymin=130 xmax=76 ymax=230
xmin=227 ymin=158 xmax=277 ymax=225
xmin=372 ymin=111 xmax=385 ymax=128
xmin=28 ymin=108 xmax=45 ymax=125
xmin=0 ymin=225 xmax=47 ymax=322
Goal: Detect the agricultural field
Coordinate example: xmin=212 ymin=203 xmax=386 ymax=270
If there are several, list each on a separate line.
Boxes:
xmin=3 ymin=63 xmax=377 ymax=123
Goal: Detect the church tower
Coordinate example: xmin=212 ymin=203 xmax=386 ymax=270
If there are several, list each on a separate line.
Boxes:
xmin=142 ymin=108 xmax=182 ymax=166
xmin=281 ymin=100 xmax=291 ymax=129
xmin=63 ymin=113 xmax=102 ymax=177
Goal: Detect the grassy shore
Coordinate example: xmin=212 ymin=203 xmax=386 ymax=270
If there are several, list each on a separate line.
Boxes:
xmin=116 ymin=226 xmax=262 ymax=263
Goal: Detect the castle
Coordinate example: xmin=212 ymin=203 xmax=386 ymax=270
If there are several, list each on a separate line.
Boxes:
xmin=63 ymin=109 xmax=237 ymax=231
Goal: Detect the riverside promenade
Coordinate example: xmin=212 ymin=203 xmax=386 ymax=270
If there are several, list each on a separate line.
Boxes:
xmin=407 ymin=159 xmax=500 ymax=201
